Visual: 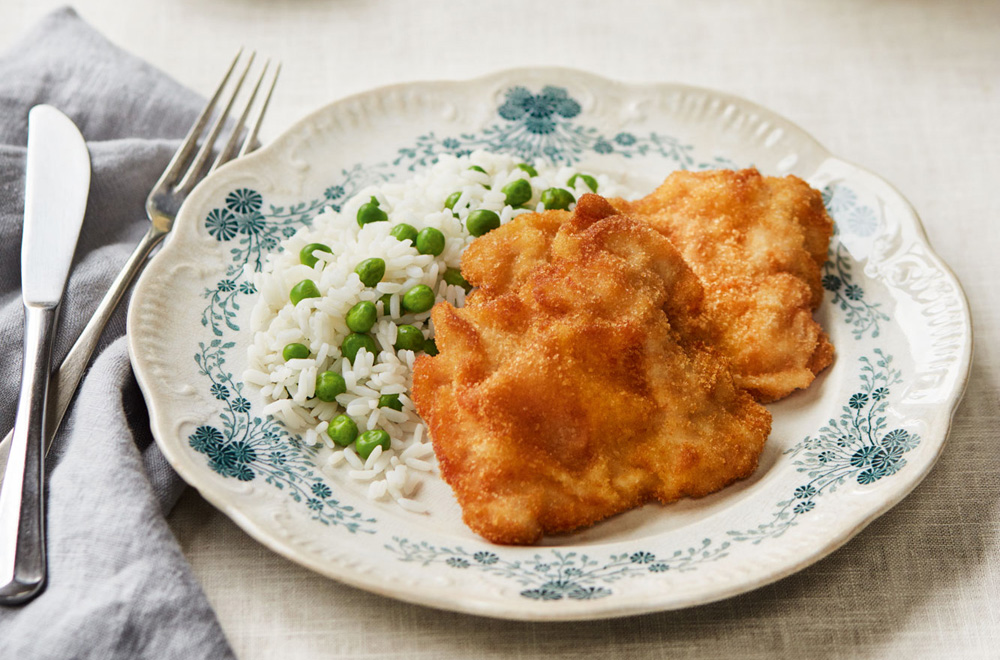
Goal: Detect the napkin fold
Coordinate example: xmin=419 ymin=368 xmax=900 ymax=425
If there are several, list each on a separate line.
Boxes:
xmin=0 ymin=8 xmax=236 ymax=659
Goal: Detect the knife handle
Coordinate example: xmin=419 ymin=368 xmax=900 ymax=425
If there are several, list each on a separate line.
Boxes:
xmin=0 ymin=303 xmax=57 ymax=604
xmin=0 ymin=225 xmax=168 ymax=487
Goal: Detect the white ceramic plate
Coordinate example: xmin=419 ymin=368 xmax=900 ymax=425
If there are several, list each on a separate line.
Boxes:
xmin=128 ymin=69 xmax=972 ymax=620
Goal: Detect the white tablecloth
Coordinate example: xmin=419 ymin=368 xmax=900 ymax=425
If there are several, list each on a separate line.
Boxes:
xmin=4 ymin=1 xmax=998 ymax=657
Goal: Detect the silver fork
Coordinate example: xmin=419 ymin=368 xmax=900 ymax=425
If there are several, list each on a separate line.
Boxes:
xmin=0 ymin=51 xmax=279 ymax=491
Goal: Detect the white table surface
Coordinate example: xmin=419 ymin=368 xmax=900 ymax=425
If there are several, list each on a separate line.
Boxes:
xmin=5 ymin=1 xmax=999 ymax=658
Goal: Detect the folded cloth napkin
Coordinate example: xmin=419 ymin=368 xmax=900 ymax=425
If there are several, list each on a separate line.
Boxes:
xmin=0 ymin=8 xmax=236 ymax=659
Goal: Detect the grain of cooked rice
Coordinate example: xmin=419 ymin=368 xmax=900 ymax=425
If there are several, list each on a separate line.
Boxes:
xmin=246 ymin=150 xmax=634 ymax=512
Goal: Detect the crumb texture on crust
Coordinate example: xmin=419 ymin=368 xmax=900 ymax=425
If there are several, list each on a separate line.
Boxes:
xmin=413 ymin=199 xmax=771 ymax=545
xmin=621 ymin=168 xmax=835 ymax=402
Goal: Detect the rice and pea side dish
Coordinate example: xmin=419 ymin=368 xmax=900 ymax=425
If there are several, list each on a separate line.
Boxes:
xmin=244 ymin=151 xmax=633 ymax=512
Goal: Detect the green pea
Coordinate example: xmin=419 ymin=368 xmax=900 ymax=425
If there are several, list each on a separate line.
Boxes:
xmin=423 ymin=338 xmax=439 ymax=356
xmin=516 ymin=163 xmax=538 ymax=177
xmin=389 ymin=223 xmax=418 ymax=244
xmin=466 ymin=209 xmax=501 ymax=237
xmin=356 ymin=429 xmax=391 ymax=459
xmin=357 ymin=196 xmax=388 ymax=226
xmin=282 ymin=343 xmax=309 ymax=360
xmin=299 ymin=243 xmax=333 ymax=268
xmin=443 ymin=267 xmax=471 ymax=291
xmin=415 ymin=227 xmax=446 ymax=256
xmin=378 ymin=393 xmax=403 ymax=411
xmin=354 ymin=258 xmax=386 ymax=287
xmin=341 ymin=333 xmax=378 ymax=363
xmin=402 ymin=285 xmax=436 ymax=314
xmin=379 ymin=293 xmax=394 ymax=315
xmin=290 ymin=279 xmax=321 ymax=305
xmin=444 ymin=191 xmax=462 ymax=210
xmin=394 ymin=324 xmax=424 ymax=351
xmin=315 ymin=371 xmax=347 ymax=402
xmin=327 ymin=414 xmax=358 ymax=447
xmin=540 ymin=187 xmax=575 ymax=211
xmin=346 ymin=300 xmax=377 ymax=333
xmin=567 ymin=173 xmax=598 ymax=192
xmin=501 ymin=178 xmax=533 ymax=207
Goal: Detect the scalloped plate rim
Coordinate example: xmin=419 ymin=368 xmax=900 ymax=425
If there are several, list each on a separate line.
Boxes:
xmin=127 ymin=67 xmax=973 ymax=620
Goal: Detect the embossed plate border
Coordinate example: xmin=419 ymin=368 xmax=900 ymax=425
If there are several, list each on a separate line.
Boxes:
xmin=127 ymin=68 xmax=972 ymax=620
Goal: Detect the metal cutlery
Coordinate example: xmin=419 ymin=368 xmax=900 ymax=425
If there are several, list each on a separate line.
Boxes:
xmin=0 ymin=52 xmax=278 ymax=604
xmin=0 ymin=105 xmax=91 ymax=604
xmin=0 ymin=51 xmax=279 ymax=491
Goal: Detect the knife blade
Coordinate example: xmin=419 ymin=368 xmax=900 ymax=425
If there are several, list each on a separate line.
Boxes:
xmin=0 ymin=105 xmax=90 ymax=604
xmin=21 ymin=106 xmax=92 ymax=305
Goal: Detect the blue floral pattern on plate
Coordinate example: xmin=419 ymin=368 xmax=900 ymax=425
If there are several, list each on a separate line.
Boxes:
xmin=135 ymin=79 xmax=957 ymax=612
xmin=820 ymin=184 xmax=891 ymax=339
xmin=395 ymin=85 xmax=736 ymax=171
xmin=387 ymin=538 xmax=729 ymax=600
xmin=189 ymin=340 xmax=375 ymax=533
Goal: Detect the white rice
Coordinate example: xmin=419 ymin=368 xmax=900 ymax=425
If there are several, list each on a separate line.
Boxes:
xmin=245 ymin=150 xmax=634 ymax=512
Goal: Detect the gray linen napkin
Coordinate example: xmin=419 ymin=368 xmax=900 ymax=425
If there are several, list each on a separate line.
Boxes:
xmin=0 ymin=8 xmax=236 ymax=659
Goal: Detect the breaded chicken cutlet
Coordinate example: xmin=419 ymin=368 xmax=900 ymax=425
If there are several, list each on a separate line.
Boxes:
xmin=412 ymin=197 xmax=771 ymax=545
xmin=464 ymin=169 xmax=835 ymax=402
xmin=620 ymin=169 xmax=835 ymax=401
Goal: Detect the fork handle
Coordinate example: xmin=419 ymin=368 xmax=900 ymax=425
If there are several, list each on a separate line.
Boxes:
xmin=0 ymin=225 xmax=168 ymax=489
xmin=0 ymin=304 xmax=57 ymax=604
xmin=49 ymin=225 xmax=167 ymax=440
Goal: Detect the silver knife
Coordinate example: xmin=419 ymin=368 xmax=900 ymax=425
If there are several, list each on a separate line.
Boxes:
xmin=0 ymin=105 xmax=90 ymax=605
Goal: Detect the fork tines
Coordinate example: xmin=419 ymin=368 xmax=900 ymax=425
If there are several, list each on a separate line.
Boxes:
xmin=165 ymin=50 xmax=281 ymax=195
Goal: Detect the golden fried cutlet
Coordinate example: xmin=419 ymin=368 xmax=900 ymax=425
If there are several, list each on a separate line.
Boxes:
xmin=460 ymin=207 xmax=569 ymax=298
xmin=412 ymin=202 xmax=771 ymax=545
xmin=620 ymin=169 xmax=835 ymax=401
xmin=467 ymin=173 xmax=835 ymax=402
xmin=463 ymin=195 xmax=706 ymax=336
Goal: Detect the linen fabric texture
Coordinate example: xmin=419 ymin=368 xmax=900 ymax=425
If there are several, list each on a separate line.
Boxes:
xmin=0 ymin=8 xmax=235 ymax=659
